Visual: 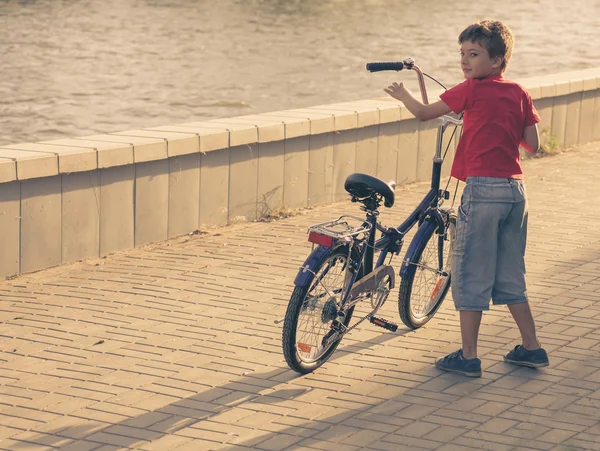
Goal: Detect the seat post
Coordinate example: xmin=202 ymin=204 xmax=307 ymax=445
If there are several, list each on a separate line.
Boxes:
xmin=363 ymin=210 xmax=379 ymax=275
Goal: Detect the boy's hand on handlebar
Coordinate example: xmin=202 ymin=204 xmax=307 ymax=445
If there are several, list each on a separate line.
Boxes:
xmin=384 ymin=82 xmax=411 ymax=102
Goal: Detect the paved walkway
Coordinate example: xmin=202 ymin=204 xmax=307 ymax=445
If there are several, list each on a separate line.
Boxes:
xmin=1 ymin=143 xmax=600 ymax=451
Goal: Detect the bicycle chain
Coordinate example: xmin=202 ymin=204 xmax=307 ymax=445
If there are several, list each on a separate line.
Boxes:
xmin=324 ymin=284 xmax=391 ymax=345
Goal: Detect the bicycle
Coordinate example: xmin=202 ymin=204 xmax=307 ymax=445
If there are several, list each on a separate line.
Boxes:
xmin=280 ymin=58 xmax=463 ymax=374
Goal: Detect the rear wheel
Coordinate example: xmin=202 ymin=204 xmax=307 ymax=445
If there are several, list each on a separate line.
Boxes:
xmin=399 ymin=214 xmax=456 ymax=329
xmin=282 ymin=246 xmax=355 ymax=374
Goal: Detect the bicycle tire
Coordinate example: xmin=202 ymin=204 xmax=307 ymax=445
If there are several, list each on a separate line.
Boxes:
xmin=282 ymin=246 xmax=356 ymax=374
xmin=398 ymin=214 xmax=456 ymax=329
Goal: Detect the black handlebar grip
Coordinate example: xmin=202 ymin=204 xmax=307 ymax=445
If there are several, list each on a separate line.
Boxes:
xmin=366 ymin=62 xmax=405 ymax=72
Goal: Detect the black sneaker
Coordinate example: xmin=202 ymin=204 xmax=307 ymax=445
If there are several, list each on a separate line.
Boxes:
xmin=504 ymin=345 xmax=549 ymax=368
xmin=435 ymin=349 xmax=482 ymax=377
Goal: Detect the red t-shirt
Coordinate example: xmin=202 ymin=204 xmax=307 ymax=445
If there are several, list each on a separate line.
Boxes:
xmin=439 ymin=75 xmax=541 ymax=182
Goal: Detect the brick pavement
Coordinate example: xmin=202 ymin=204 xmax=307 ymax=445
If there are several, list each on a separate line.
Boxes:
xmin=1 ymin=142 xmax=600 ymax=451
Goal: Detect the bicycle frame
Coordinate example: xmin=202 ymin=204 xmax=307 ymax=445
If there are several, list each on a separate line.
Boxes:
xmin=291 ymin=59 xmax=462 ymax=328
xmin=281 ymin=59 xmax=463 ymax=372
xmin=315 ymin=62 xmax=460 ymax=305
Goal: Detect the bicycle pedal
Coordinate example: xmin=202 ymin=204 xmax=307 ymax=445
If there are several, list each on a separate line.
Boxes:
xmin=369 ymin=316 xmax=398 ymax=332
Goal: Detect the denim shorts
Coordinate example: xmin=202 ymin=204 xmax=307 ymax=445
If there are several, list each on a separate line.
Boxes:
xmin=451 ymin=176 xmax=529 ymax=311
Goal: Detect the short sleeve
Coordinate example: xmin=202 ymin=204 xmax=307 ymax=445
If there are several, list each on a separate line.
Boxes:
xmin=440 ymin=80 xmax=471 ymax=114
xmin=523 ymin=90 xmax=541 ymax=126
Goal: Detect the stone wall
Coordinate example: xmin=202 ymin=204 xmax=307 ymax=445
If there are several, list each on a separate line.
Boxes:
xmin=1 ymin=68 xmax=600 ymax=278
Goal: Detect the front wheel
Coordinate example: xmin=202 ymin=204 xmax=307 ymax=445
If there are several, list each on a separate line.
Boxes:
xmin=282 ymin=246 xmax=355 ymax=374
xmin=398 ymin=214 xmax=456 ymax=329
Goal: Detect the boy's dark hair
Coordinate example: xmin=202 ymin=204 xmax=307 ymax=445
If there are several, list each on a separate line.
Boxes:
xmin=459 ymin=20 xmax=514 ymax=72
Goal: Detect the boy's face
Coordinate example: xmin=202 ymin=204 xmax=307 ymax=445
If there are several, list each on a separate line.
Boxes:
xmin=460 ymin=40 xmax=503 ymax=79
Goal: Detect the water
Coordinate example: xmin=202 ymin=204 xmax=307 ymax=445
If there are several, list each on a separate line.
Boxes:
xmin=1 ymin=0 xmax=599 ymax=146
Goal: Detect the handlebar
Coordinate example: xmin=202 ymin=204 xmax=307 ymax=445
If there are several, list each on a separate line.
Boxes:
xmin=366 ymin=57 xmax=429 ymax=105
xmin=365 ymin=62 xmax=406 ymax=72
xmin=367 ymin=57 xmax=463 ymax=165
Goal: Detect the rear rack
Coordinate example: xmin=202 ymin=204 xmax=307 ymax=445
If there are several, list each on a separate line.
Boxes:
xmin=308 ymin=215 xmax=372 ymax=241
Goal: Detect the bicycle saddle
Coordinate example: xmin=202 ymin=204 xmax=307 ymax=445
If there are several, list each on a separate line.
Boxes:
xmin=344 ymin=173 xmax=396 ymax=208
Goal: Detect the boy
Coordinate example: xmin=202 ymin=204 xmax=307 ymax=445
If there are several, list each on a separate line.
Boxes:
xmin=384 ymin=20 xmax=549 ymax=377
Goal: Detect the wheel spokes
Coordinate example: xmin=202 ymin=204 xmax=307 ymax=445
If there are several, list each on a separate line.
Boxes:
xmin=410 ymin=230 xmax=452 ymax=319
xmin=296 ymin=255 xmax=348 ymax=362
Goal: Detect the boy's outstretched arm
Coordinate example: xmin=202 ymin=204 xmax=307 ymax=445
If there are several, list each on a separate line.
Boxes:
xmin=521 ymin=124 xmax=539 ymax=153
xmin=385 ymin=82 xmax=451 ymax=121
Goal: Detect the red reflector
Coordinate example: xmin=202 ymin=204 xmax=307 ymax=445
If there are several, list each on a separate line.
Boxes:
xmin=430 ymin=278 xmax=444 ymax=300
xmin=308 ymin=231 xmax=334 ymax=247
xmin=298 ymin=343 xmax=311 ymax=353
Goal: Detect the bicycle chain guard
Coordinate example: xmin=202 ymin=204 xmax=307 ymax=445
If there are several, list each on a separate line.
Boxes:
xmin=347 ymin=264 xmax=395 ymax=302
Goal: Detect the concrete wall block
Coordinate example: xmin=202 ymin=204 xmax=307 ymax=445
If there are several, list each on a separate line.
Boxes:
xmin=114 ymin=130 xmax=199 ymax=157
xmin=61 ymin=171 xmax=100 ymax=264
xmin=135 ymin=160 xmax=169 ymax=246
xmin=229 ymin=144 xmax=258 ymax=222
xmin=527 ymin=85 xmax=542 ymax=100
xmin=578 ymin=91 xmax=596 ymax=145
xmin=396 ymin=119 xmax=419 ymax=185
xmin=68 ymin=138 xmax=134 ymax=169
xmin=593 ymin=89 xmax=600 ymax=142
xmin=83 ymin=134 xmax=167 ymax=163
xmin=197 ymin=129 xmax=230 ymax=153
xmin=203 ymin=120 xmax=258 ymax=147
xmin=16 ymin=142 xmax=97 ymax=174
xmin=356 ymin=109 xmax=379 ymax=128
xmin=241 ymin=119 xmax=285 ymax=143
xmin=377 ymin=104 xmax=402 ymax=124
xmin=332 ymin=130 xmax=357 ymax=202
xmin=308 ymin=107 xmax=358 ymax=132
xmin=168 ymin=153 xmax=200 ymax=238
xmin=564 ymin=92 xmax=583 ymax=147
xmin=540 ymin=83 xmax=557 ymax=99
xmin=100 ymin=165 xmax=134 ymax=255
xmin=165 ymin=136 xmax=199 ymax=157
xmin=555 ymin=81 xmax=570 ymax=97
xmin=0 ymin=181 xmax=20 ymax=278
xmin=258 ymin=113 xmax=310 ymax=139
xmin=160 ymin=125 xmax=230 ymax=153
xmin=377 ymin=122 xmax=400 ymax=182
xmin=355 ymin=125 xmax=379 ymax=175
xmin=340 ymin=99 xmax=400 ymax=125
xmin=257 ymin=141 xmax=285 ymax=218
xmin=534 ymin=97 xmax=554 ymax=147
xmin=308 ymin=133 xmax=334 ymax=206
xmin=569 ymin=79 xmax=584 ymax=94
xmin=0 ymin=149 xmax=58 ymax=180
xmin=321 ymin=102 xmax=380 ymax=128
xmin=308 ymin=116 xmax=335 ymax=136
xmin=287 ymin=109 xmax=335 ymax=135
xmin=551 ymin=95 xmax=568 ymax=147
xmin=199 ymin=148 xmax=230 ymax=228
xmin=400 ymin=105 xmax=415 ymax=120
xmin=20 ymin=176 xmax=61 ymax=273
xmin=0 ymin=158 xmax=16 ymax=183
xmin=582 ymin=77 xmax=597 ymax=91
xmin=256 ymin=123 xmax=285 ymax=143
xmin=417 ymin=121 xmax=438 ymax=182
xmin=211 ymin=116 xmax=285 ymax=143
xmin=283 ymin=136 xmax=309 ymax=209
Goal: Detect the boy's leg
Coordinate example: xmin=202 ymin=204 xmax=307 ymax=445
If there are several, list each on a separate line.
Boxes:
xmin=491 ymin=180 xmax=548 ymax=367
xmin=460 ymin=310 xmax=482 ymax=359
xmin=435 ymin=308 xmax=483 ymax=376
xmin=504 ymin=301 xmax=548 ymax=367
xmin=507 ymin=302 xmax=540 ymax=350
